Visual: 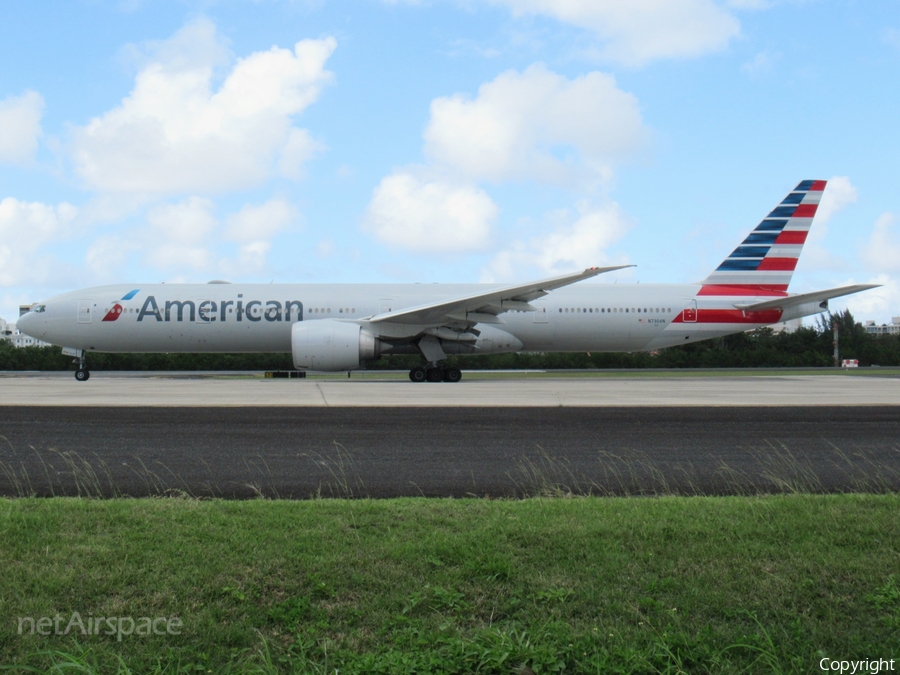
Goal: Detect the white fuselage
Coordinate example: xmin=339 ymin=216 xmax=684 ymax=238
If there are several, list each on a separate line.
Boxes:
xmin=18 ymin=281 xmax=804 ymax=357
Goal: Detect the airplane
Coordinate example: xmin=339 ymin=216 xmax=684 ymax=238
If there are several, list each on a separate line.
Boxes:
xmin=17 ymin=179 xmax=878 ymax=383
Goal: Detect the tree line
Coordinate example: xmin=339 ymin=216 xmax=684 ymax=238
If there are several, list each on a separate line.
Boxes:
xmin=2 ymin=310 xmax=898 ymax=371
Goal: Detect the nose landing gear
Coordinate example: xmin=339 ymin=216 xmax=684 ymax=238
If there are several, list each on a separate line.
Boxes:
xmin=74 ymin=357 xmax=90 ymax=382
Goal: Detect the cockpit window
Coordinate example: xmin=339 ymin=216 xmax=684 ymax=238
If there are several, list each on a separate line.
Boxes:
xmin=32 ymin=305 xmax=46 ymax=313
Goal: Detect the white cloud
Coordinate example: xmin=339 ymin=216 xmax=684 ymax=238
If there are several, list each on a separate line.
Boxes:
xmin=798 ymin=176 xmax=858 ymax=272
xmin=488 ymin=0 xmax=741 ymax=66
xmin=225 ymin=199 xmax=295 ymax=242
xmin=727 ymin=0 xmax=770 ymax=9
xmin=442 ymin=38 xmax=502 ymax=60
xmin=278 ymin=128 xmax=324 ymax=180
xmin=0 ymin=198 xmax=78 ymax=286
xmin=0 ymin=91 xmax=44 ymax=165
xmin=144 ymin=197 xmax=218 ymax=270
xmin=223 ymin=241 xmax=273 ymax=277
xmin=482 ymin=200 xmax=631 ymax=281
xmin=861 ymin=212 xmax=900 ymax=273
xmin=841 ymin=274 xmax=900 ymax=323
xmin=817 ymin=176 xmax=858 ymax=225
xmin=365 ymin=63 xmax=647 ymax=259
xmin=424 ymin=64 xmax=646 ymax=186
xmin=317 ymin=239 xmax=335 ymax=258
xmin=120 ymin=196 xmax=298 ymax=277
xmin=741 ymin=50 xmax=777 ymax=76
xmin=84 ymin=234 xmax=142 ymax=282
xmin=146 ymin=197 xmax=218 ymax=244
xmin=882 ymin=27 xmax=900 ymax=50
xmin=70 ymin=18 xmax=335 ymax=196
xmin=146 ymin=242 xmax=216 ymax=272
xmin=364 ymin=171 xmax=498 ymax=253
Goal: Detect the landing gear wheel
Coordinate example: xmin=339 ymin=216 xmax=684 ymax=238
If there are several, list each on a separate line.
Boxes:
xmin=75 ymin=368 xmax=90 ymax=382
xmin=426 ymin=367 xmax=444 ymax=383
xmin=409 ymin=367 xmax=426 ymax=383
xmin=442 ymin=367 xmax=462 ymax=383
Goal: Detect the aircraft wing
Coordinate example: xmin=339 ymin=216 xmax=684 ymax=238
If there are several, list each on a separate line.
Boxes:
xmin=368 ymin=265 xmax=633 ymax=327
xmin=733 ymin=284 xmax=881 ymax=311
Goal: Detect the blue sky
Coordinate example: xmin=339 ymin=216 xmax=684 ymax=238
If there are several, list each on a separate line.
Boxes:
xmin=1 ymin=0 xmax=899 ymax=324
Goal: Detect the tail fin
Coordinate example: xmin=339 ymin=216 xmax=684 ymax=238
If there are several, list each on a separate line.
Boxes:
xmin=700 ymin=179 xmax=826 ymax=295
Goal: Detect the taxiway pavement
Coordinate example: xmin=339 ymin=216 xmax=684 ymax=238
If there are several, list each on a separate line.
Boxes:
xmin=0 ymin=372 xmax=897 ymax=406
xmin=1 ymin=405 xmax=898 ymax=498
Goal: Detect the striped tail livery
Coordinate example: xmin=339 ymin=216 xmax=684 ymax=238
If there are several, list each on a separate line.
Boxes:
xmin=701 ymin=179 xmax=825 ymax=295
xmin=662 ymin=179 xmax=879 ymax=343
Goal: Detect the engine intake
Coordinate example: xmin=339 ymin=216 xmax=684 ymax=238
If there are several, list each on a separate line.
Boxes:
xmin=291 ymin=320 xmax=380 ymax=371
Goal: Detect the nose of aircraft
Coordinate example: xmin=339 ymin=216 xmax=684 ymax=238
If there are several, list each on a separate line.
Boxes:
xmin=16 ymin=306 xmax=41 ymax=337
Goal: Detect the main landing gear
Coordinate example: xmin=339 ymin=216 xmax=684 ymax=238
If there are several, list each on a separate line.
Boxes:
xmin=408 ymin=364 xmax=462 ymax=383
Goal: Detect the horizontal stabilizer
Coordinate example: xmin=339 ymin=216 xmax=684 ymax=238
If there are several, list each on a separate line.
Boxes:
xmin=734 ymin=284 xmax=881 ymax=311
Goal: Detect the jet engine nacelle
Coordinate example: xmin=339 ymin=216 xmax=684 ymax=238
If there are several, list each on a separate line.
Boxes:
xmin=291 ymin=319 xmax=380 ymax=371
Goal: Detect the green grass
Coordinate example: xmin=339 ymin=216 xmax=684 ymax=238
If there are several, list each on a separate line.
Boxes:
xmin=1 ymin=495 xmax=899 ymax=673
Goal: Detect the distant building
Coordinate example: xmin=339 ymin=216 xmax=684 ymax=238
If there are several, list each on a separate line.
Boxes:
xmin=865 ymin=317 xmax=900 ymax=336
xmin=10 ymin=332 xmax=47 ymax=348
xmin=769 ymin=318 xmax=803 ymax=334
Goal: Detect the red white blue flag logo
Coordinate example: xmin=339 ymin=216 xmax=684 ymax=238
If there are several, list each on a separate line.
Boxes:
xmin=101 ymin=290 xmax=139 ymax=322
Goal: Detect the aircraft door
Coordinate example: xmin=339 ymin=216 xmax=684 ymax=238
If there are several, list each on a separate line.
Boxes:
xmin=682 ymin=299 xmax=698 ymax=323
xmin=77 ymin=300 xmax=93 ymax=324
xmin=533 ymin=307 xmax=548 ymax=323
